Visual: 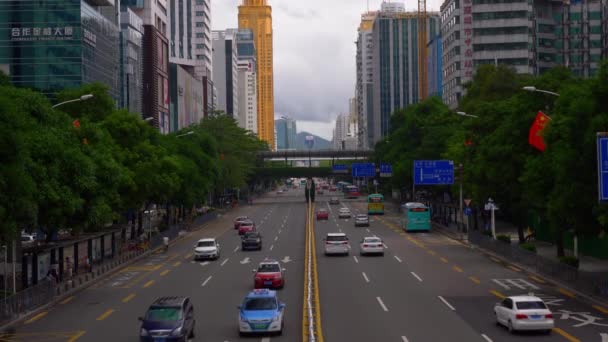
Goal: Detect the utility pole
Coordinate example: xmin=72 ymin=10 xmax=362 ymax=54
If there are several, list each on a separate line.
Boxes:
xmin=459 ymin=163 xmax=464 ymax=232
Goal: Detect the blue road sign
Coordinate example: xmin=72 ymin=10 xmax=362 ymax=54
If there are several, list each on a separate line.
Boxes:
xmin=332 ymin=164 xmax=349 ymax=174
xmin=413 ymin=160 xmax=454 ymax=185
xmin=379 ymin=163 xmax=393 ymax=178
xmin=464 ymin=207 xmax=472 ymax=216
xmin=597 ymin=133 xmax=608 ymax=202
xmin=352 ymin=163 xmax=376 ymax=177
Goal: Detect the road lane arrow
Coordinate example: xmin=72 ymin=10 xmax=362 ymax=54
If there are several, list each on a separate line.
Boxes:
xmin=240 ymin=257 xmax=251 ymax=264
xmin=601 ymin=333 xmax=608 ymax=342
xmin=281 ymin=256 xmax=292 ymax=263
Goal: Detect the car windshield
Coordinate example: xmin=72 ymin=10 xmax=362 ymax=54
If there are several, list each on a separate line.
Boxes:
xmin=365 ymin=238 xmax=381 ymax=243
xmin=327 ymin=235 xmax=347 ymax=242
xmin=516 ymin=301 xmax=547 ymax=310
xmin=197 ymin=241 xmax=215 ymax=247
xmin=242 ymin=221 xmax=254 ymax=226
xmin=318 ymin=209 xmax=327 ymax=213
xmin=243 ymin=298 xmax=277 ymax=310
xmin=357 ymin=215 xmax=367 ymax=218
xmin=258 ymin=264 xmax=280 ymax=272
xmin=145 ymin=307 xmax=183 ymax=321
xmin=244 ymin=233 xmax=259 ymax=239
xmin=340 ymin=208 xmax=350 ymax=212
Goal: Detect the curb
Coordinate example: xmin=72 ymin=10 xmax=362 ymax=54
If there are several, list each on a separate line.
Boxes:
xmin=431 ymin=222 xmax=608 ymax=310
xmin=0 ymin=214 xmax=222 ymax=332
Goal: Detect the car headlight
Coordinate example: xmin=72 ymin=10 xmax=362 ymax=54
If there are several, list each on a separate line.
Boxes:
xmin=240 ymin=314 xmax=248 ymax=323
xmin=170 ymin=326 xmax=183 ymax=336
xmin=272 ymin=314 xmax=281 ymax=322
xmin=140 ymin=328 xmax=149 ymax=336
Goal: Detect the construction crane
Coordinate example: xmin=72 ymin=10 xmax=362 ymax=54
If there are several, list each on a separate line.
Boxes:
xmin=417 ymin=0 xmax=428 ymax=101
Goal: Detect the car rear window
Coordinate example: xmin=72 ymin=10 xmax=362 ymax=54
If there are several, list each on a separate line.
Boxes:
xmin=146 ymin=307 xmax=183 ymax=321
xmin=244 ymin=233 xmax=259 ymax=238
xmin=327 ymin=235 xmax=347 ymax=242
xmin=258 ymin=264 xmax=280 ymax=272
xmin=197 ymin=241 xmax=215 ymax=247
xmin=244 ymin=298 xmax=277 ymax=310
xmin=364 ymin=238 xmax=381 ymax=243
xmin=516 ymin=301 xmax=547 ymax=310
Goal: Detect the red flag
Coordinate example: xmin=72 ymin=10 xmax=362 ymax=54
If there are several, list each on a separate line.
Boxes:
xmin=528 ymin=111 xmax=551 ymax=152
xmin=464 ymin=139 xmax=474 ymax=147
xmin=72 ymin=119 xmax=81 ymax=129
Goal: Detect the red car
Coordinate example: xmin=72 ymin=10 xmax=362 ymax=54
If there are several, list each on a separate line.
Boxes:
xmin=329 ymin=186 xmax=337 ymax=192
xmin=253 ymin=259 xmax=285 ymax=289
xmin=316 ymin=209 xmax=329 ymax=220
xmin=238 ymin=221 xmax=256 ymax=235
xmin=234 ymin=216 xmax=249 ymax=229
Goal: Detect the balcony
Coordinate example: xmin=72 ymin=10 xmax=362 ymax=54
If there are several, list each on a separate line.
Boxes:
xmin=85 ymin=0 xmax=115 ymax=6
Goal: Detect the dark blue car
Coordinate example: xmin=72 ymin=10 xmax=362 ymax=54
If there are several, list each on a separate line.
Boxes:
xmin=139 ymin=296 xmax=195 ymax=342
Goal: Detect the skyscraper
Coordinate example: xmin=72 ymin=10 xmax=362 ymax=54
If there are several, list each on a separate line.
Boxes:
xmin=275 ymin=117 xmax=296 ymax=151
xmin=212 ymin=29 xmax=239 ymax=118
xmin=238 ymin=0 xmax=274 ymax=149
xmin=355 ymin=11 xmax=377 ymax=150
xmin=236 ymin=29 xmax=258 ymax=134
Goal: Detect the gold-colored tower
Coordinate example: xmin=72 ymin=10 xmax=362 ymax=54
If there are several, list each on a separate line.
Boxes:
xmin=239 ymin=0 xmax=275 ymax=149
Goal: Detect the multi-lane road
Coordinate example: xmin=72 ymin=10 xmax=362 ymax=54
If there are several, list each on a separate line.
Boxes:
xmin=8 ymin=187 xmax=608 ymax=341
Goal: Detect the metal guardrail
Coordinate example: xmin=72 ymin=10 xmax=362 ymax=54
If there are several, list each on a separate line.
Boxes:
xmin=468 ymin=230 xmax=608 ymax=299
xmin=0 ymin=279 xmax=55 ymax=325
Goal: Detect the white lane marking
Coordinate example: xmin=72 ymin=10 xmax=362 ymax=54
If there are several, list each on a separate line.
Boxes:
xmin=411 ymin=272 xmax=423 ymax=282
xmin=274 ymin=236 xmax=278 ymax=241
xmin=201 ymin=276 xmax=212 ymax=287
xmin=353 ymin=256 xmax=359 ymax=263
xmin=200 ymin=261 xmax=210 ymax=266
xmin=261 ymin=338 xmax=271 ymax=342
xmin=270 ymin=245 xmax=274 ymax=251
xmin=383 ymin=243 xmax=388 ymax=249
xmin=221 ymin=258 xmax=229 ymax=266
xmin=394 ymin=256 xmax=402 ymax=263
xmin=366 ymin=228 xmax=370 ymax=232
xmin=376 ymin=296 xmax=389 ymax=312
xmin=278 ymin=229 xmax=282 ymax=234
xmin=401 ymin=337 xmax=410 ymax=342
xmin=481 ymin=334 xmax=493 ymax=342
xmin=438 ymin=296 xmax=456 ymax=311
xmin=281 ymin=256 xmax=292 ymax=263
xmin=362 ymin=272 xmax=370 ymax=283
xmin=339 ymin=228 xmax=343 ymax=233
xmin=240 ymin=257 xmax=251 ymax=264
xmin=233 ymin=246 xmax=240 ymax=252
xmin=492 ymin=278 xmax=538 ymax=291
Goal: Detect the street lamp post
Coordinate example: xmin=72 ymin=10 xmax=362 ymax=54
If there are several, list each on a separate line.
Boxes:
xmin=522 ymin=86 xmax=560 ymax=97
xmin=52 ymin=94 xmax=94 ymax=108
xmin=456 ymin=111 xmax=479 ymax=118
xmin=176 ymin=131 xmax=194 ymax=138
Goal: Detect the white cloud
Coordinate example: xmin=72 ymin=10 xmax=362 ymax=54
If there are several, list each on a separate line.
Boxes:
xmin=212 ymin=0 xmax=444 ymax=136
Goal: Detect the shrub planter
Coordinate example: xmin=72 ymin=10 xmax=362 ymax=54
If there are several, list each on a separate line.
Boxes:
xmin=559 ymin=256 xmax=580 ymax=269
xmin=497 ymin=234 xmax=511 ymax=244
xmin=519 ymin=243 xmax=537 ymax=253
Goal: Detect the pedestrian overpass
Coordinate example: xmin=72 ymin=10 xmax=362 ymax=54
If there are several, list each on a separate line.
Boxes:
xmin=256 ymin=149 xmax=373 ymax=162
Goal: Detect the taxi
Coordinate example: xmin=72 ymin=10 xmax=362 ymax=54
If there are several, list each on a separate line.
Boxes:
xmin=238 ymin=289 xmax=285 ymax=336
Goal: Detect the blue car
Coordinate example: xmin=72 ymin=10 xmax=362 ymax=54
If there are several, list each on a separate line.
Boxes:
xmin=139 ymin=296 xmax=195 ymax=342
xmin=238 ymin=289 xmax=285 ymax=336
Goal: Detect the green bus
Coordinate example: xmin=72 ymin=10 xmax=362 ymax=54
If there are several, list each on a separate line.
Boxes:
xmin=367 ymin=194 xmax=385 ymax=215
xmin=402 ymin=202 xmax=431 ymax=232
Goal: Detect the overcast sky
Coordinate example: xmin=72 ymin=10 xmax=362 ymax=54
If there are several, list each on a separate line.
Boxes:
xmin=212 ymin=0 xmax=443 ymax=140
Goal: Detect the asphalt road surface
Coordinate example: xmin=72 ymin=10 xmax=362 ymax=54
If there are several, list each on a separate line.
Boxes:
xmin=9 ymin=187 xmax=608 ymax=342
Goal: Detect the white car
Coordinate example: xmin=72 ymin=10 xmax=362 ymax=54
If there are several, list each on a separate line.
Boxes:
xmin=194 ymin=238 xmax=221 ymax=260
xmin=324 ymin=233 xmax=350 ymax=256
xmin=354 ymin=214 xmax=370 ymax=227
xmin=494 ymin=295 xmax=554 ymax=334
xmin=338 ymin=208 xmax=351 ymax=219
xmin=359 ymin=236 xmax=384 ymax=256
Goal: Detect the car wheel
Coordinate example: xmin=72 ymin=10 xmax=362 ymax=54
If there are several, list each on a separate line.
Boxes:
xmin=545 ymin=329 xmax=552 ymax=335
xmin=189 ymin=325 xmax=195 ymax=338
xmin=507 ymin=320 xmax=515 ymax=334
xmin=239 ymin=331 xmax=246 ymax=337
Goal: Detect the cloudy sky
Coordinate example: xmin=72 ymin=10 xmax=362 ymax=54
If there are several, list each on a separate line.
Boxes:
xmin=212 ymin=0 xmax=443 ymax=140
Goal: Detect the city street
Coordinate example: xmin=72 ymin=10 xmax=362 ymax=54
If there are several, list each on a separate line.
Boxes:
xmin=8 ymin=188 xmax=608 ymax=341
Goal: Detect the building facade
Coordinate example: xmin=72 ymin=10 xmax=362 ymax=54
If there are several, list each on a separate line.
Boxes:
xmin=212 ymin=29 xmax=239 ymax=118
xmin=0 ymin=0 xmax=120 ymax=100
xmin=355 ymin=11 xmax=377 ymax=150
xmin=332 ymin=113 xmax=349 ymax=150
xmin=193 ymin=0 xmax=212 ymax=80
xmin=169 ymin=63 xmax=204 ymax=129
xmin=236 ymin=29 xmax=258 ymax=133
xmin=440 ymin=0 xmax=608 ymax=109
xmin=275 ymin=117 xmax=297 ymax=150
xmin=371 ymin=4 xmax=440 ymax=144
xmin=239 ymin=0 xmax=275 ymax=149
xmin=125 ymin=0 xmax=170 ymax=133
xmin=120 ymin=7 xmax=144 ymax=115
xmin=428 ymin=35 xmax=443 ymax=98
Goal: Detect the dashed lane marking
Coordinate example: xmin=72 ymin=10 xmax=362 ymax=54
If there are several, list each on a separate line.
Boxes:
xmin=376 ymin=296 xmax=389 ymax=312
xmin=362 ymin=272 xmax=370 ymax=283
xmin=96 ymin=309 xmax=115 ymax=321
xmin=490 ymin=290 xmax=506 ymax=299
xmin=122 ymin=293 xmax=136 ymax=303
xmin=270 ymin=245 xmax=274 ymax=251
xmin=508 ymin=265 xmax=522 ymax=272
xmin=481 ymin=334 xmax=493 ymax=342
xmin=172 ymin=261 xmax=181 ymax=267
xmin=68 ymin=331 xmax=86 ymax=342
xmin=221 ymin=258 xmax=230 ymax=266
xmin=558 ymin=288 xmax=576 ymax=298
xmin=438 ymin=296 xmax=455 ymax=311
xmin=142 ymin=280 xmax=155 ymax=288
xmin=353 ymin=256 xmax=359 ymax=263
xmin=60 ymin=296 xmax=74 ymax=305
xmin=468 ymin=276 xmax=481 ymax=284
xmin=529 ymin=275 xmax=546 ymax=284
xmin=490 ymin=257 xmax=501 ymax=263
xmin=593 ymin=305 xmax=608 ymax=314
xmin=411 ymin=272 xmax=423 ymax=282
xmin=233 ymin=246 xmax=240 ymax=252
xmin=394 ymin=256 xmax=402 ymax=263
xmin=427 ymin=250 xmax=436 ymax=256
xmin=452 ymin=266 xmax=464 ymax=273
xmin=552 ymin=327 xmax=580 ymax=342
xmin=202 ymin=276 xmax=212 ymax=287
xmin=401 ymin=336 xmax=409 ymax=342
xmin=274 ymin=236 xmax=278 ymax=241
xmin=440 ymin=257 xmax=449 ymax=263
xmin=24 ymin=311 xmax=47 ymax=324
xmin=160 ymin=269 xmax=170 ymax=276
xmin=184 ymin=253 xmax=193 ymax=259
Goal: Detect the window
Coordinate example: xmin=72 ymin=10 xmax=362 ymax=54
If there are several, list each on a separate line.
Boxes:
xmin=473 ymin=11 xmax=527 ymax=20
xmin=516 ymin=301 xmax=547 ymax=310
xmin=590 ymin=26 xmax=601 ymax=34
xmin=196 ymin=44 xmax=204 ymax=49
xmin=196 ymin=33 xmax=204 ymax=38
xmin=589 ymin=11 xmax=601 ymax=20
xmin=196 ymin=22 xmax=204 ymax=27
xmin=196 ymin=11 xmax=204 ymax=16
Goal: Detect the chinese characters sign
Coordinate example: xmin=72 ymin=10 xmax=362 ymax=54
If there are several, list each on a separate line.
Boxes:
xmin=462 ymin=0 xmax=473 ymax=80
xmin=10 ymin=26 xmax=74 ymax=41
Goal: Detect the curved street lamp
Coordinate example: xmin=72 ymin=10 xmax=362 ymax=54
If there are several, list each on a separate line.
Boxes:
xmin=456 ymin=111 xmax=479 ymax=118
xmin=522 ymin=86 xmax=560 ymax=97
xmin=52 ymin=94 xmax=94 ymax=108
xmin=176 ymin=131 xmax=195 ymax=138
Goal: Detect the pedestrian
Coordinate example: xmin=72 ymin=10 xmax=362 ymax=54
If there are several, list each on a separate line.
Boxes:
xmin=85 ymin=256 xmax=92 ymax=273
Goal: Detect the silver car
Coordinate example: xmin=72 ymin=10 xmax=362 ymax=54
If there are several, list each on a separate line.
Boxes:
xmin=324 ymin=233 xmax=350 ymax=256
xmin=359 ymin=236 xmax=385 ymax=256
xmin=354 ymin=214 xmax=369 ymax=227
xmin=338 ymin=208 xmax=351 ymax=219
